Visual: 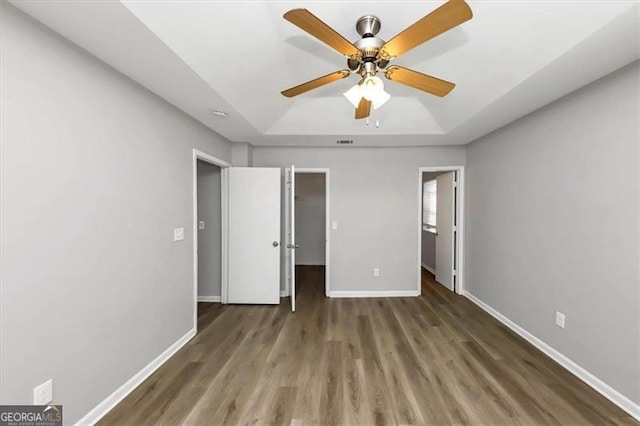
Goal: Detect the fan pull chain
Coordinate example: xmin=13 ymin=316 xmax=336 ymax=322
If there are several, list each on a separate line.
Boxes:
xmin=364 ymin=118 xmax=381 ymax=128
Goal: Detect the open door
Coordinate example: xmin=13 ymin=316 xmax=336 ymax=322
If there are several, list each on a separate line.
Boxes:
xmin=227 ymin=167 xmax=281 ymax=304
xmin=286 ymin=166 xmax=297 ymax=312
xmin=436 ymin=171 xmax=455 ymax=291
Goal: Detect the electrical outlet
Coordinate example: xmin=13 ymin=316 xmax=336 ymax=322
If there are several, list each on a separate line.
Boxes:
xmin=198 ymin=221 xmax=205 ymax=230
xmin=555 ymin=311 xmax=566 ymax=329
xmin=331 ymin=221 xmax=338 ymax=230
xmin=373 ymin=268 xmax=380 ymax=277
xmin=173 ymin=227 xmax=185 ymax=241
xmin=33 ymin=379 xmax=53 ymax=405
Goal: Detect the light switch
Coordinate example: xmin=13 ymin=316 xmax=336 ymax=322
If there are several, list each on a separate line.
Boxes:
xmin=332 ymin=221 xmax=338 ymax=230
xmin=199 ymin=221 xmax=205 ymax=230
xmin=174 ymin=227 xmax=185 ymax=241
xmin=555 ymin=311 xmax=566 ymax=329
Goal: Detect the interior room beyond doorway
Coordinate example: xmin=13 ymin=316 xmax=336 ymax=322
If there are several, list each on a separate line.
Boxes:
xmin=420 ymin=169 xmax=459 ymax=293
xmin=197 ymin=160 xmax=222 ymax=305
xmin=294 ymin=172 xmax=327 ymax=298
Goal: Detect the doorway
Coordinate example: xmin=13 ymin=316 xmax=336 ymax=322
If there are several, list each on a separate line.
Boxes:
xmin=192 ymin=149 xmax=230 ymax=333
xmin=286 ymin=168 xmax=331 ymax=308
xmin=196 ymin=160 xmax=222 ymax=303
xmin=418 ymin=166 xmax=465 ymax=295
xmin=294 ymin=172 xmax=327 ymax=301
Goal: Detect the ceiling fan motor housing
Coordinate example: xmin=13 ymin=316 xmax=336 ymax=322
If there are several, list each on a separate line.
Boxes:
xmin=356 ymin=15 xmax=381 ymax=37
xmin=349 ymin=15 xmax=387 ymax=72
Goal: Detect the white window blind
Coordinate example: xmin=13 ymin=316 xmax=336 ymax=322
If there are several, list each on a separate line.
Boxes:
xmin=423 ymin=179 xmax=437 ymax=229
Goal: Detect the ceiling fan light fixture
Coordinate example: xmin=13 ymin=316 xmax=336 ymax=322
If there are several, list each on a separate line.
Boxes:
xmin=372 ymin=89 xmax=391 ymax=109
xmin=360 ymin=75 xmax=390 ymax=109
xmin=343 ymin=84 xmax=363 ymax=108
xmin=361 ymin=75 xmax=384 ymax=101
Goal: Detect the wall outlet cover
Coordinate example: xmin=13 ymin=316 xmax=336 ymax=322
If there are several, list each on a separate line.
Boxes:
xmin=373 ymin=268 xmax=380 ymax=277
xmin=198 ymin=221 xmax=205 ymax=230
xmin=174 ymin=227 xmax=185 ymax=241
xmin=34 ymin=379 xmax=53 ymax=405
xmin=331 ymin=221 xmax=338 ymax=230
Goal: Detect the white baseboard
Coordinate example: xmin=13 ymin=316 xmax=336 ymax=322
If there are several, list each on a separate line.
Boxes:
xmin=294 ymin=262 xmax=326 ymax=266
xmin=463 ymin=291 xmax=640 ymax=421
xmin=75 ymin=328 xmax=196 ymax=425
xmin=421 ymin=263 xmax=435 ymax=275
xmin=197 ymin=295 xmax=221 ymax=302
xmin=329 ymin=290 xmax=420 ymax=298
xmin=280 ymin=290 xmax=288 ymax=297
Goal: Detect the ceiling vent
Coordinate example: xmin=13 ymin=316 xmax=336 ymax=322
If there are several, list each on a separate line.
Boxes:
xmin=336 ymin=140 xmax=354 ymax=145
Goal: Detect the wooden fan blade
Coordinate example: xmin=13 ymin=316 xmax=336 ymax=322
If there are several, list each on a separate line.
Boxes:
xmin=284 ymin=9 xmax=361 ymax=59
xmin=385 ymin=66 xmax=455 ymax=97
xmin=355 ymin=98 xmax=371 ymax=120
xmin=281 ymin=70 xmax=350 ymax=98
xmin=379 ymin=0 xmax=472 ymax=60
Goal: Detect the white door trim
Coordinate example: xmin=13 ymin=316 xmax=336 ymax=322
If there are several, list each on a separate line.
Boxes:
xmin=288 ymin=165 xmax=296 ymax=312
xmin=292 ymin=168 xmax=331 ymax=298
xmin=417 ymin=166 xmax=465 ymax=296
xmin=193 ymin=149 xmax=230 ymax=332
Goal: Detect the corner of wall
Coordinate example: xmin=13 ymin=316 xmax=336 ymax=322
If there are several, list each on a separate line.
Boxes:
xmin=231 ymin=142 xmax=254 ymax=167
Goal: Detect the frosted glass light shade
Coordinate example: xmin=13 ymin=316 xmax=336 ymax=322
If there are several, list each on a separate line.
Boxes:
xmin=344 ymin=76 xmax=391 ymax=110
xmin=343 ymin=84 xmax=363 ymax=108
xmin=372 ymin=90 xmax=391 ymax=109
xmin=361 ymin=76 xmax=384 ymax=101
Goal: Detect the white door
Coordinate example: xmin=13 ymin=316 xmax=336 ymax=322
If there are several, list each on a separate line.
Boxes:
xmin=436 ymin=171 xmax=455 ymax=291
xmin=286 ymin=166 xmax=297 ymax=312
xmin=227 ymin=167 xmax=281 ymax=304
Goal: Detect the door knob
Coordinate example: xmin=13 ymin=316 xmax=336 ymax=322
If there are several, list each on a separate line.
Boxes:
xmin=273 ymin=241 xmax=279 ymax=247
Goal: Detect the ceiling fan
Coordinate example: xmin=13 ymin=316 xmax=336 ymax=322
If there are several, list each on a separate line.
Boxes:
xmin=281 ymin=0 xmax=473 ymax=120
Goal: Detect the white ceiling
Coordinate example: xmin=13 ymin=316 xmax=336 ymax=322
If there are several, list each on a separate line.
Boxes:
xmin=10 ymin=1 xmax=639 ymax=147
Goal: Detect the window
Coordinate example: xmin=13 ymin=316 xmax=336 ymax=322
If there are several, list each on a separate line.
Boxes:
xmin=423 ymin=179 xmax=437 ymax=232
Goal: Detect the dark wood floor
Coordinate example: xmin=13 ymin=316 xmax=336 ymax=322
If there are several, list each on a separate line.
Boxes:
xmin=100 ymin=266 xmax=636 ymax=425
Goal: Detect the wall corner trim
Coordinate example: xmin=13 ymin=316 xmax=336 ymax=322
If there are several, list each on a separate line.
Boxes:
xmin=197 ymin=295 xmax=221 ymax=302
xmin=462 ymin=290 xmax=640 ymax=421
xmin=74 ymin=328 xmax=196 ymax=425
xmin=421 ymin=263 xmax=436 ymax=275
xmin=329 ymin=290 xmax=420 ymax=298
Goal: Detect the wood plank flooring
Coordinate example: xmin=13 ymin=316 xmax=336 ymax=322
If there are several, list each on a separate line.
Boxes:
xmin=100 ymin=266 xmax=637 ymax=425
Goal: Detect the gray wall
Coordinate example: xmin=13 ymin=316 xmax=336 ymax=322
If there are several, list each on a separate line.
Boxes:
xmin=197 ymin=161 xmax=222 ymax=297
xmin=0 ymin=5 xmax=232 ymax=423
xmin=465 ymin=62 xmax=640 ymax=404
xmin=295 ymin=173 xmax=326 ymax=265
xmin=253 ymin=146 xmax=466 ymax=293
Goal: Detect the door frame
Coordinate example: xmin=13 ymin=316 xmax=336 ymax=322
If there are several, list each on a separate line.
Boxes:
xmin=417 ymin=166 xmax=465 ymax=296
xmin=192 ymin=149 xmax=230 ymax=332
xmin=289 ymin=168 xmax=331 ymax=298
